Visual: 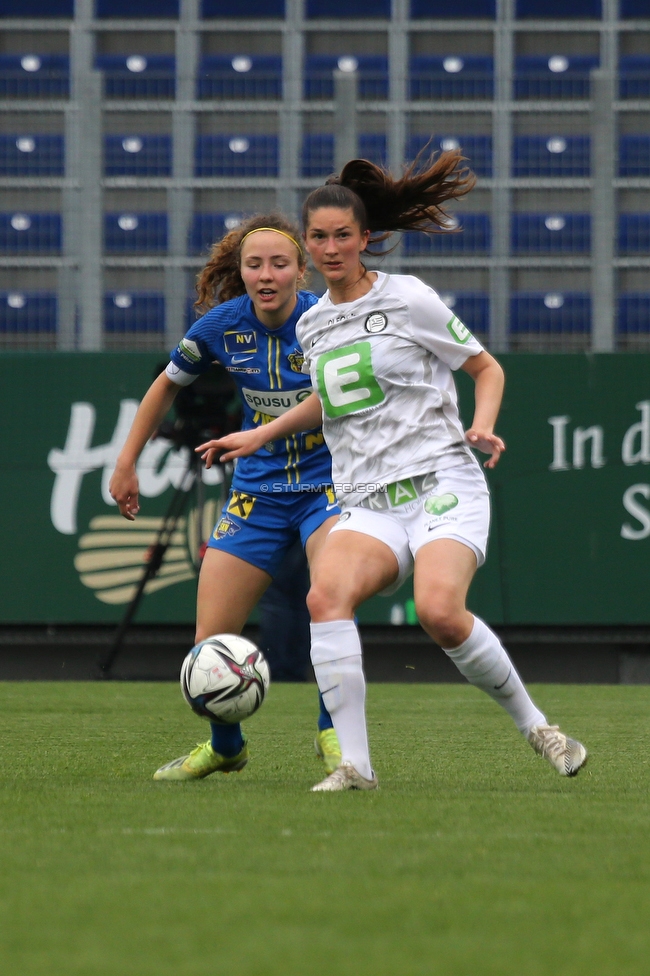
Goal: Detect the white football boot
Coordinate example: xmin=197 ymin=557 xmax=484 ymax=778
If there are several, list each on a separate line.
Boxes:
xmin=311 ymin=760 xmax=378 ymax=792
xmin=527 ymin=724 xmax=587 ymax=777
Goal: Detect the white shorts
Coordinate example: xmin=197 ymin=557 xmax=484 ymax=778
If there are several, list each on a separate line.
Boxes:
xmin=329 ymin=463 xmax=490 ymax=596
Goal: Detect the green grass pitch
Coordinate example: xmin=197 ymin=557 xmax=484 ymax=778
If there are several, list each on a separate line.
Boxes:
xmin=0 ymin=681 xmax=648 ymax=976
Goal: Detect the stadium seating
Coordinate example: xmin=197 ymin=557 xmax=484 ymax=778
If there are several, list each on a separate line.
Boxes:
xmin=104 ymin=292 xmax=165 ymax=334
xmin=410 ymin=0 xmax=495 ymax=16
xmin=96 ymin=0 xmax=179 ymax=15
xmin=195 ymin=135 xmax=279 ymax=177
xmin=514 ymin=56 xmax=599 ymax=100
xmin=104 ymin=136 xmax=172 ymax=177
xmin=403 ymin=215 xmax=491 ymax=255
xmin=0 ymin=291 xmax=56 ymax=334
xmin=620 ymin=0 xmax=650 ymax=15
xmin=301 ymin=134 xmax=387 ymax=177
xmin=619 ymin=57 xmax=650 ymax=100
xmin=511 ymin=214 xmax=590 ymax=254
xmin=409 ymin=57 xmax=494 ymax=101
xmin=513 ymin=136 xmax=590 ymax=177
xmin=618 ymin=294 xmax=650 ymax=335
xmin=306 ymin=0 xmax=390 ymax=15
xmin=407 ymin=135 xmax=492 ymax=178
xmin=618 ymin=136 xmax=650 ymax=177
xmin=0 ymin=135 xmax=64 ymax=177
xmin=189 ymin=213 xmax=243 ymax=255
xmin=304 ymin=56 xmax=388 ymax=100
xmin=436 ymin=292 xmax=489 ymax=338
xmin=104 ymin=213 xmax=168 ymax=253
xmin=197 ymin=56 xmax=282 ymax=100
xmin=0 ymin=213 xmax=62 ymax=254
xmin=0 ymin=55 xmax=69 ymax=99
xmin=618 ymin=215 xmax=650 ymax=254
xmin=201 ymin=0 xmax=284 ymax=14
xmin=0 ymin=0 xmax=72 ymax=13
xmin=515 ymin=0 xmax=601 ymax=16
xmin=510 ymin=292 xmax=591 ymax=334
xmin=95 ymin=56 xmax=175 ymax=99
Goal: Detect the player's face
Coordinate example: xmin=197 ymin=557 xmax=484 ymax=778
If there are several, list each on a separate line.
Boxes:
xmin=304 ymin=207 xmax=370 ymax=285
xmin=240 ymin=231 xmax=304 ymax=328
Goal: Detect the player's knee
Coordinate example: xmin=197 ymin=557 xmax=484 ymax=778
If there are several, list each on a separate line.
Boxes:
xmin=417 ymin=598 xmax=467 ymax=649
xmin=306 ymin=580 xmax=350 ymax=622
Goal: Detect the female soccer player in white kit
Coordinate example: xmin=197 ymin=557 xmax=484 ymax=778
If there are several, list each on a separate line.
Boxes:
xmin=199 ymin=151 xmax=588 ymax=791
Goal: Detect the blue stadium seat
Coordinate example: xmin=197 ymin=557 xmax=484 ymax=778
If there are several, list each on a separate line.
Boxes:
xmin=411 ymin=0 xmax=495 ymax=16
xmin=513 ymin=136 xmax=590 ymax=177
xmin=0 ymin=213 xmax=61 ymax=253
xmin=195 ymin=135 xmax=278 ymax=177
xmin=511 ymin=214 xmax=590 ymax=253
xmin=304 ymin=56 xmax=388 ymax=100
xmin=201 ymin=0 xmax=284 ymax=14
xmin=104 ymin=292 xmax=165 ymax=334
xmin=515 ymin=0 xmax=601 ymax=16
xmin=407 ymin=135 xmax=492 ymax=178
xmin=190 ymin=213 xmax=244 ymax=255
xmin=619 ymin=57 xmax=650 ymax=100
xmin=0 ymin=0 xmax=71 ymax=12
xmin=619 ymin=215 xmax=650 ymax=254
xmin=619 ymin=136 xmax=650 ymax=177
xmin=0 ymin=135 xmax=64 ymax=176
xmin=95 ymin=55 xmax=175 ymax=99
xmin=410 ymin=56 xmax=494 ymax=100
xmin=618 ymin=294 xmax=650 ymax=335
xmin=403 ymin=215 xmax=491 ymax=254
xmin=96 ymin=1 xmax=179 ymax=15
xmin=306 ymin=0 xmax=390 ymax=15
xmin=0 ymin=55 xmax=69 ymax=99
xmin=0 ymin=291 xmax=56 ymax=334
xmin=514 ymin=56 xmax=598 ymax=100
xmin=104 ymin=136 xmax=172 ymax=177
xmin=620 ymin=0 xmax=650 ymax=15
xmin=510 ymin=292 xmax=591 ymax=335
xmin=104 ymin=213 xmax=168 ymax=253
xmin=301 ymin=134 xmax=387 ymax=177
xmin=197 ymin=56 xmax=282 ymax=100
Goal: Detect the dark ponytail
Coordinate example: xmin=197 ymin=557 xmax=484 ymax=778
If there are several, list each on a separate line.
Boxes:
xmin=194 ymin=211 xmax=307 ymax=312
xmin=302 ymin=147 xmax=476 ymax=248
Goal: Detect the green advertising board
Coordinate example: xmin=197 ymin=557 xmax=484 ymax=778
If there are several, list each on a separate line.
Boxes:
xmin=2 ymin=352 xmax=649 ymax=625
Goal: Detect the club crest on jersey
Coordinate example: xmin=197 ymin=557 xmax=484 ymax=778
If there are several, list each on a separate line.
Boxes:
xmin=288 ymin=349 xmax=305 ymax=373
xmin=213 ymin=515 xmax=241 ymax=539
xmin=364 ymin=312 xmax=388 ymax=334
xmin=224 ymin=330 xmax=258 ymax=355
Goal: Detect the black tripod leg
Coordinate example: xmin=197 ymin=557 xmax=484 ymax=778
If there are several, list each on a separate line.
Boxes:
xmin=98 ymin=464 xmax=195 ymax=677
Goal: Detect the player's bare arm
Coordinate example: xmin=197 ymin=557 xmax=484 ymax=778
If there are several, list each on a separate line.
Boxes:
xmin=461 ymin=350 xmax=506 ymax=469
xmin=109 ymin=371 xmax=180 ymax=519
xmin=196 ymin=391 xmax=323 ymax=466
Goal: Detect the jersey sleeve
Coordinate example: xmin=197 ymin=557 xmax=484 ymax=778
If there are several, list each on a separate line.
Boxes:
xmin=168 ymin=314 xmax=222 ymax=377
xmin=405 ymin=277 xmax=484 ymax=370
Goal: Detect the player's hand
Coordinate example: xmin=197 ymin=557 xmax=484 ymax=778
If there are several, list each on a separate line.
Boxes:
xmin=109 ymin=463 xmax=140 ymax=520
xmin=196 ymin=428 xmax=268 ymax=466
xmin=465 ymin=429 xmax=506 ymax=469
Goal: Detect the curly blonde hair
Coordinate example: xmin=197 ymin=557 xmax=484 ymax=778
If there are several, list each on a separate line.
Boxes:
xmin=194 ymin=212 xmax=308 ymax=313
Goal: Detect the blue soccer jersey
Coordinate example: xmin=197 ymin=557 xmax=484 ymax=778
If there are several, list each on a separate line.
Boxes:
xmin=167 ymin=291 xmax=332 ymax=495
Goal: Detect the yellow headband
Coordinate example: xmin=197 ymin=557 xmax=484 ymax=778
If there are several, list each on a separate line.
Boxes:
xmin=240 ymin=227 xmax=303 ymax=252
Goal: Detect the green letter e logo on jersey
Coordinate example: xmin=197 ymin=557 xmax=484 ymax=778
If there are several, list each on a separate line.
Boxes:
xmin=316 ymin=341 xmax=385 ymax=419
xmin=446 ymin=315 xmax=472 ymax=344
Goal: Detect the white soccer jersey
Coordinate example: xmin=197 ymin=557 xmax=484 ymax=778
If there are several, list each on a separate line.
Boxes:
xmin=297 ymin=271 xmax=485 ymax=506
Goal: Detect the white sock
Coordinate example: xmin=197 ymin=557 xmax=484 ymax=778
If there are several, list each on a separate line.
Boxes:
xmin=310 ymin=620 xmax=373 ymax=780
xmin=442 ymin=616 xmax=546 ymax=735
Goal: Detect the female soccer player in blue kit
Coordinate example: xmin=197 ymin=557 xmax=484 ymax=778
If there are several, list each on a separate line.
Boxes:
xmin=109 ymin=212 xmax=341 ymax=780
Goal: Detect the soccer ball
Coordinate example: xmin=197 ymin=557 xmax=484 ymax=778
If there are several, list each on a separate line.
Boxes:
xmin=180 ymin=633 xmax=270 ymax=725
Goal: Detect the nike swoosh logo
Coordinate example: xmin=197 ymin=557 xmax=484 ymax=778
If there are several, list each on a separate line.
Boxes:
xmin=494 ymin=667 xmax=512 ymax=691
xmin=231 ymin=354 xmax=254 ymax=364
xmin=325 ymin=502 xmax=338 ymax=511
